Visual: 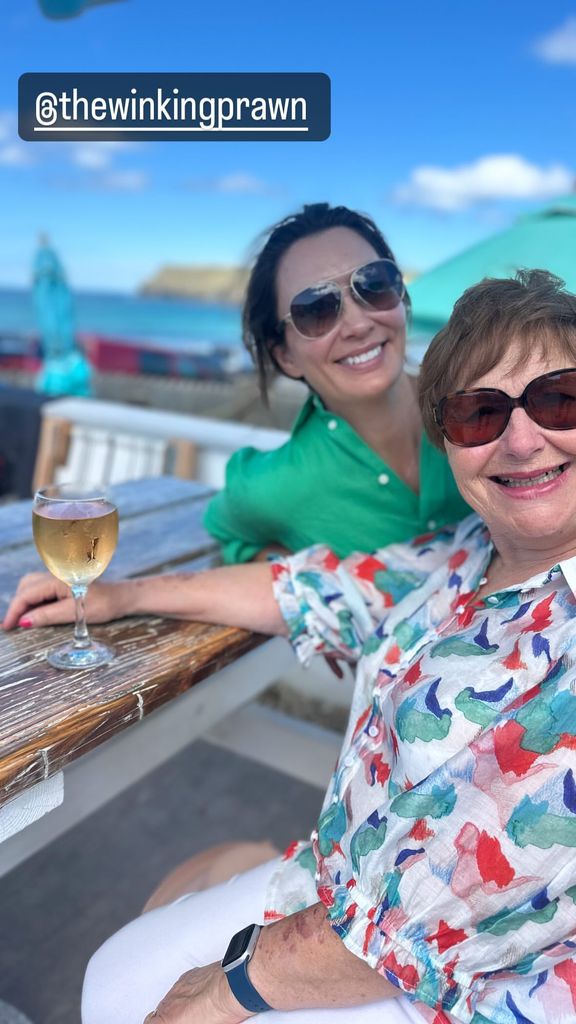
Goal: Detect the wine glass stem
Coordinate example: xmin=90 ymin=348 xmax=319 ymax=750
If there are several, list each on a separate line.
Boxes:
xmin=71 ymin=585 xmax=91 ymax=649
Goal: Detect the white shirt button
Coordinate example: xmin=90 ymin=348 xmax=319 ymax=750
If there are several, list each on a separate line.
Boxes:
xmin=487 ymin=595 xmax=498 ymax=604
xmin=427 ymin=519 xmax=437 ymax=530
xmin=368 ymin=725 xmax=379 ymax=737
xmin=479 ymin=577 xmax=488 ymax=586
xmin=328 ymin=419 xmax=338 ymax=431
xmin=378 ymin=473 xmax=390 ymax=485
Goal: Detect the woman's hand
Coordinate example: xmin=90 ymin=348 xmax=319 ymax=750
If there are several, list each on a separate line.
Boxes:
xmin=143 ymin=962 xmax=254 ymax=1024
xmin=1 ymin=572 xmax=132 ymax=631
xmin=3 ymin=563 xmax=286 ymax=636
xmin=143 ymin=903 xmax=401 ymax=1024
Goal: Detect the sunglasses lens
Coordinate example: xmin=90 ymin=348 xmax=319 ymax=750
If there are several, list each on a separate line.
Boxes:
xmin=527 ymin=371 xmax=576 ymax=429
xmin=439 ymin=370 xmax=576 ymax=447
xmin=440 ymin=392 xmax=511 ymax=446
xmin=352 ymin=260 xmax=404 ymax=311
xmin=290 ymin=284 xmax=341 ymax=339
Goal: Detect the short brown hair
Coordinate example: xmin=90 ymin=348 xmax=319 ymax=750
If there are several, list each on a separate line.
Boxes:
xmin=419 ymin=269 xmax=576 ymax=448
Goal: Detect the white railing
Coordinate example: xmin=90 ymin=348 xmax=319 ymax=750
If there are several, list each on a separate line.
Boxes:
xmin=39 ymin=396 xmax=289 ymax=489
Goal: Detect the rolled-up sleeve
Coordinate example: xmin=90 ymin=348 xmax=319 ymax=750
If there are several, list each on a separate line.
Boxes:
xmin=271 ymin=543 xmax=434 ymax=667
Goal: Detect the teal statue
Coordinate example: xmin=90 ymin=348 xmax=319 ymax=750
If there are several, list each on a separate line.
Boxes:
xmin=33 ymin=235 xmax=92 ymax=397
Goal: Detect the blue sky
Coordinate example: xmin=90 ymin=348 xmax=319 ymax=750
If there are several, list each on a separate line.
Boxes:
xmin=1 ymin=0 xmax=576 ymax=291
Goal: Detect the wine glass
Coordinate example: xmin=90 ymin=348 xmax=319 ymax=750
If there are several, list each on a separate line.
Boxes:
xmin=32 ymin=483 xmax=119 ymax=670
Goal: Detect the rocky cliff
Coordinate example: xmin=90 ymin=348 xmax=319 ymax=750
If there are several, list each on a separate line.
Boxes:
xmin=139 ymin=265 xmax=249 ymax=304
xmin=140 ymin=263 xmax=419 ymax=305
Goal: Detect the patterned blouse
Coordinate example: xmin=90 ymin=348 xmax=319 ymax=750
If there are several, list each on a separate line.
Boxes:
xmin=265 ymin=515 xmax=576 ymax=1024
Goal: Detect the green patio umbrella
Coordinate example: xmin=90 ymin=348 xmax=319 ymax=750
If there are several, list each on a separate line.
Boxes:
xmin=408 ymin=195 xmax=576 ymax=344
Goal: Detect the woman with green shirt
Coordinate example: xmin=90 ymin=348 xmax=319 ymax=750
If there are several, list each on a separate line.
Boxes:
xmin=205 ymin=203 xmax=469 ymax=561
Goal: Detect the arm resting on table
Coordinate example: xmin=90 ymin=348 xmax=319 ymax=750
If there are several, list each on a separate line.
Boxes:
xmin=2 ymin=563 xmax=287 ymax=637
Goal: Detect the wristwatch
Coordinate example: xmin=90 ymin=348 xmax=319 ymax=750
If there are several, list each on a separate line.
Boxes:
xmin=221 ymin=923 xmax=272 ymax=1013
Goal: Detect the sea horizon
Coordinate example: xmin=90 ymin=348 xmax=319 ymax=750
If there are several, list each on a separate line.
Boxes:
xmin=0 ymin=285 xmax=430 ymax=365
xmin=0 ymin=286 xmax=243 ymax=351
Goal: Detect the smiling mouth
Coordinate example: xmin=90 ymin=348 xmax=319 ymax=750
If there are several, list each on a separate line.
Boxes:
xmin=491 ymin=463 xmax=569 ymax=488
xmin=338 ymin=343 xmax=384 ymax=367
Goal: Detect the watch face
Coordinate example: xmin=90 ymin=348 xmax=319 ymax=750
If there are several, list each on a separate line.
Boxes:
xmin=222 ymin=924 xmax=256 ymax=968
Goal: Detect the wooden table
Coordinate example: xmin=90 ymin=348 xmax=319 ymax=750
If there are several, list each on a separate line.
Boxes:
xmin=0 ymin=476 xmax=293 ymax=877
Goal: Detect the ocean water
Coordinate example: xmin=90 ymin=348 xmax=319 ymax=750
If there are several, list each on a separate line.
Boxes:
xmin=0 ymin=287 xmax=428 ymax=365
xmin=0 ymin=287 xmax=243 ymax=350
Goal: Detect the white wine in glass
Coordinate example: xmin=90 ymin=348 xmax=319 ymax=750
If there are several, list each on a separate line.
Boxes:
xmin=32 ymin=484 xmax=119 ymax=669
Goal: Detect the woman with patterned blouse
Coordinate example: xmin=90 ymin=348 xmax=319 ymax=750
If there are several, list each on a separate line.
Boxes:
xmin=5 ymin=269 xmax=576 ymax=1024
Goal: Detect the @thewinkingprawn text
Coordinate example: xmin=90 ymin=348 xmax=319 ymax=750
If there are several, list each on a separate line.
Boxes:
xmin=19 ymin=72 xmax=330 ymax=142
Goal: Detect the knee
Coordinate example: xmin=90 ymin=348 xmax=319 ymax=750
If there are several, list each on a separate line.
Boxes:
xmin=82 ymin=936 xmax=113 ymax=1024
xmin=82 ymin=930 xmax=146 ymax=1024
xmin=82 ymin=935 xmax=120 ymax=1024
xmin=143 ymin=840 xmax=280 ymax=913
xmin=81 ymin=905 xmax=190 ymax=1024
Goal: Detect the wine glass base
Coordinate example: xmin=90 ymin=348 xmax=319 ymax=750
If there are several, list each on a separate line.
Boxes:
xmin=47 ymin=641 xmax=116 ymax=670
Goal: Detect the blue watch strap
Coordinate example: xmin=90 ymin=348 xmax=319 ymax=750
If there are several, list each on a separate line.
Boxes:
xmin=224 ymin=959 xmax=272 ymax=1014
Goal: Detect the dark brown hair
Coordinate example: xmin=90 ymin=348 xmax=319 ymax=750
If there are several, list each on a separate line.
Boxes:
xmin=419 ymin=268 xmax=576 ymax=448
xmin=242 ymin=203 xmax=409 ymax=401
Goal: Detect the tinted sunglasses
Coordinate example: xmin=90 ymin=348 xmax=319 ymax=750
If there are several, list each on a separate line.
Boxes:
xmin=280 ymin=259 xmax=405 ymax=340
xmin=434 ymin=368 xmax=576 ymax=447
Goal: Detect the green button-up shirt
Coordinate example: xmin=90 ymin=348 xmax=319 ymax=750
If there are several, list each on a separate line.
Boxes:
xmin=204 ymin=394 xmax=471 ymax=563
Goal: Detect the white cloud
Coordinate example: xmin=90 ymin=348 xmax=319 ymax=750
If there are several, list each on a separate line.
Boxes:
xmin=73 ymin=145 xmax=112 ymax=170
xmin=0 ymin=112 xmax=12 ymax=143
xmin=186 ymin=172 xmax=275 ymax=195
xmin=0 ymin=109 xmax=34 ymax=166
xmin=533 ymin=16 xmax=576 ymax=64
xmin=0 ymin=144 xmax=34 ymax=167
xmin=0 ymin=112 xmax=146 ymax=176
xmin=394 ymin=154 xmax=574 ymax=211
xmin=70 ymin=140 xmax=141 ymax=170
xmin=100 ymin=170 xmax=148 ymax=191
xmin=216 ymin=173 xmax=271 ymax=194
xmin=65 ymin=142 xmax=147 ymax=189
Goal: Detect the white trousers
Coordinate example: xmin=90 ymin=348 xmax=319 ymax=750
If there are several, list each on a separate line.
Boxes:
xmin=82 ymin=858 xmax=427 ymax=1024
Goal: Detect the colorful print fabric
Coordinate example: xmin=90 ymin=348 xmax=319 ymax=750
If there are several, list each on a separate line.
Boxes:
xmin=266 ymin=515 xmax=576 ymax=1024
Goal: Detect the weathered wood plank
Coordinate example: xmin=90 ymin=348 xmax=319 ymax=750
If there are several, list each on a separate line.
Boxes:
xmin=0 ymin=477 xmax=257 ymax=814
xmin=0 ymin=617 xmax=267 ymax=805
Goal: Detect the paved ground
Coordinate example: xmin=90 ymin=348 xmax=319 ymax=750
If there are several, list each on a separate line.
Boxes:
xmin=0 ymin=740 xmax=323 ymax=1024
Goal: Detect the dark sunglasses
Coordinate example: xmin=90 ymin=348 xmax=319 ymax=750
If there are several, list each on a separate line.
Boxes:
xmin=280 ymin=259 xmax=405 ymax=340
xmin=434 ymin=368 xmax=576 ymax=447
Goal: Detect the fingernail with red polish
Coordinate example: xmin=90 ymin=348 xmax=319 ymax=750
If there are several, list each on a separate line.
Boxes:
xmin=18 ymin=618 xmax=33 ymax=629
